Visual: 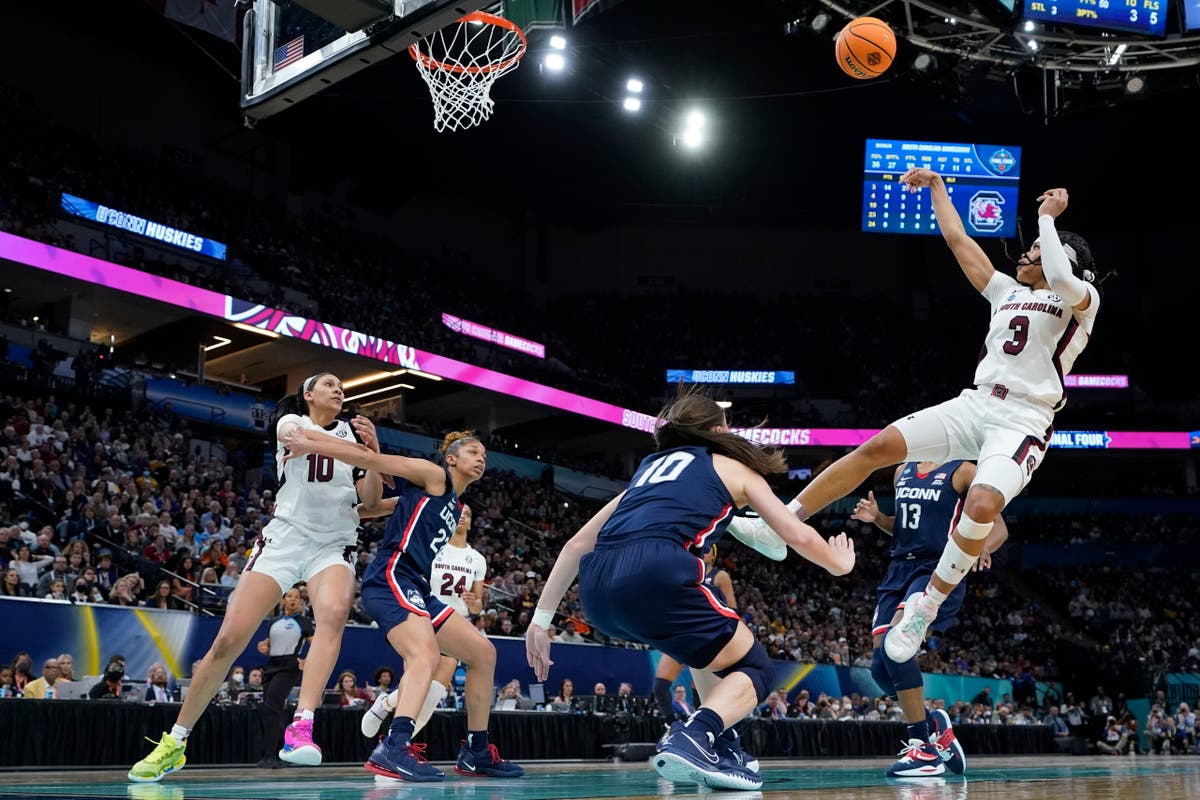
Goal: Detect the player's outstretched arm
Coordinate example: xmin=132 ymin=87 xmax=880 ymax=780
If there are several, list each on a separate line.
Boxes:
xmin=899 ymin=167 xmax=996 ymax=293
xmin=526 ymin=492 xmax=624 ymax=681
xmin=284 ymin=429 xmax=446 ymax=493
xmin=1035 ymin=189 xmax=1092 ymax=311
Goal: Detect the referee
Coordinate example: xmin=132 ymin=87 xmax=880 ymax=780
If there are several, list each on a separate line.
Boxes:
xmin=256 ymin=586 xmax=314 ymax=767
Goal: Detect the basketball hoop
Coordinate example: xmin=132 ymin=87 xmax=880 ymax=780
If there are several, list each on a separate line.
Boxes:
xmin=410 ymin=11 xmax=527 ymax=133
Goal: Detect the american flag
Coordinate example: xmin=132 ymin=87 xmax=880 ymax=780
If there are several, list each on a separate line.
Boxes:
xmin=273 ymin=35 xmax=304 ymax=71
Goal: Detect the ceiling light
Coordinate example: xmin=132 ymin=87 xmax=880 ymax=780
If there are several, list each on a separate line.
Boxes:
xmin=393 ymin=368 xmax=443 ymax=382
xmin=716 ymin=400 xmax=732 ymax=409
xmin=913 ymin=53 xmax=937 ymax=73
xmin=233 ymin=322 xmax=280 ymax=338
xmin=623 ymin=96 xmax=642 ymax=112
xmin=1023 ymin=21 xmax=1035 ymax=33
xmin=626 ymin=78 xmax=644 ymax=93
xmin=549 ymin=34 xmax=567 ymax=50
xmin=1108 ymin=43 xmax=1128 ymax=67
xmin=685 ymin=110 xmax=706 ymax=129
xmin=343 ymin=383 xmax=415 ymax=403
xmin=342 ymin=371 xmax=395 ymax=389
xmin=202 ymin=335 xmax=232 ymax=352
xmin=544 ymin=52 xmax=565 ymax=71
xmin=681 ymin=128 xmax=704 ymax=149
xmin=811 ymin=13 xmax=831 ymax=34
xmin=1124 ymin=74 xmax=1146 ymax=94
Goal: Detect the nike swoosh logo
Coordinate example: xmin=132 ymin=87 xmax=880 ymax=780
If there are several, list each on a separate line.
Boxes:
xmin=680 ymin=733 xmax=719 ymax=765
xmin=461 ymin=763 xmax=477 ymax=772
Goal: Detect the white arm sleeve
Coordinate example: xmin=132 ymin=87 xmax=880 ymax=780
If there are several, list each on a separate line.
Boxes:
xmin=1038 ymin=215 xmax=1089 ymax=307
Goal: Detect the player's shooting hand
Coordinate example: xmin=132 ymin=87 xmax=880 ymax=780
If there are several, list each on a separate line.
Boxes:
xmin=826 ymin=532 xmax=856 ymax=576
xmin=1036 ymin=188 xmax=1069 ymax=219
xmin=851 ymin=491 xmax=879 ymax=524
xmin=973 ymin=551 xmax=993 ymax=572
xmin=899 ymin=168 xmax=938 ymax=192
xmin=525 ymin=624 xmax=554 ymax=682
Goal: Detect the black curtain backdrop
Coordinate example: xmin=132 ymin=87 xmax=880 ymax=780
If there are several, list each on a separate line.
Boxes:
xmin=0 ymin=701 xmax=1055 ymax=768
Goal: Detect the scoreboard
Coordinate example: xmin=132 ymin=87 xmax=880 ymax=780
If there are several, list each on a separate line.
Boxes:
xmin=1022 ymin=1 xmax=1168 ymax=37
xmin=861 ymin=138 xmax=1022 ymax=238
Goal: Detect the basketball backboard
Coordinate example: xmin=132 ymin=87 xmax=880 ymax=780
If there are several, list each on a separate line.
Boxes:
xmin=240 ymin=0 xmax=495 ymax=124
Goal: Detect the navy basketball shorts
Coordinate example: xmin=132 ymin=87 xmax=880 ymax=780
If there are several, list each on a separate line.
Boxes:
xmin=579 ymin=537 xmax=741 ymax=668
xmin=872 ymin=558 xmax=967 ymax=638
xmin=361 ymin=568 xmax=455 ymax=635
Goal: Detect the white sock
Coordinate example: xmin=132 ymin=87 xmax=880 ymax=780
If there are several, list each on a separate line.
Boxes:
xmin=924 ymin=584 xmax=950 ymax=605
xmin=931 ymin=537 xmax=980 ymax=595
xmin=295 ymin=708 xmax=314 ymax=722
xmin=413 ymin=681 xmax=448 ymax=736
xmin=170 ymin=724 xmax=191 ymax=742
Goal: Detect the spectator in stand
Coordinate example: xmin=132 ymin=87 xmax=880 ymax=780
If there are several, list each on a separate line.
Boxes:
xmin=1 ymin=567 xmax=28 ymax=597
xmin=12 ymin=543 xmax=52 ymax=594
xmin=56 ymin=653 xmax=75 ymax=683
xmin=109 ymin=573 xmax=145 ymax=606
xmin=0 ymin=665 xmax=15 ymax=698
xmin=971 ymin=687 xmax=993 ymax=708
xmin=336 ymin=670 xmax=373 ymax=707
xmin=146 ymin=580 xmax=179 ymax=611
xmin=94 ymin=549 xmax=118 ymax=593
xmin=671 ymin=684 xmax=695 ymax=718
xmin=1175 ymin=703 xmax=1196 ymax=752
xmin=170 ymin=554 xmax=198 ymax=607
xmin=44 ymin=577 xmax=70 ymax=602
xmin=1096 ymin=715 xmax=1131 ymax=755
xmin=1044 ymin=705 xmax=1070 ymax=738
xmin=371 ymin=667 xmax=395 ymax=701
xmin=22 ymin=657 xmax=61 ymax=699
xmin=759 ymin=691 xmax=788 ymax=720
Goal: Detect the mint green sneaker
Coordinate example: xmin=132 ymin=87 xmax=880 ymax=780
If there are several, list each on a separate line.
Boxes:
xmin=128 ymin=733 xmax=187 ymax=782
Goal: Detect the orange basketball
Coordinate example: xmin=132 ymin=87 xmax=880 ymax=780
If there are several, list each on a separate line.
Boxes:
xmin=835 ymin=17 xmax=896 ymax=80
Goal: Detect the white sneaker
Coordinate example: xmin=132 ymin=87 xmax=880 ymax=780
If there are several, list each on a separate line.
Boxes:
xmin=725 ymin=515 xmax=789 ymax=561
xmin=361 ymin=689 xmax=398 ymax=738
xmin=884 ymin=593 xmax=938 ymax=662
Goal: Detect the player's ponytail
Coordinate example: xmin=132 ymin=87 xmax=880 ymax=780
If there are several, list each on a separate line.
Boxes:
xmin=653 ymin=392 xmax=786 ymax=478
xmin=268 ymin=373 xmax=329 ymax=452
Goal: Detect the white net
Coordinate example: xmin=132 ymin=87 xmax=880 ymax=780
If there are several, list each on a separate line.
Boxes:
xmin=410 ymin=12 xmax=527 ymax=133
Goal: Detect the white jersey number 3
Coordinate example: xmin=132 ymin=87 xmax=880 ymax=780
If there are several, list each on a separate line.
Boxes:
xmin=634 ymin=452 xmax=696 ymax=487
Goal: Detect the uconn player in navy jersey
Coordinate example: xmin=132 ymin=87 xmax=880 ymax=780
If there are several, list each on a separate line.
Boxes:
xmin=852 ymin=461 xmax=1008 ymax=777
xmin=129 ymin=373 xmax=385 ymax=782
xmin=526 ymin=395 xmax=855 ymax=791
xmin=281 ymin=430 xmax=522 ymax=783
xmin=737 ymin=177 xmax=1103 ymax=665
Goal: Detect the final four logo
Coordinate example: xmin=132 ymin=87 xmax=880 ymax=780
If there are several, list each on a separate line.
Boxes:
xmin=969 ymin=190 xmax=1005 ymax=233
xmin=989 ymin=147 xmax=1016 ymax=175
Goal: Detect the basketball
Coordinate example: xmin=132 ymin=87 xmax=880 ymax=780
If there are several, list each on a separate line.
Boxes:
xmin=835 ymin=17 xmax=896 ymax=80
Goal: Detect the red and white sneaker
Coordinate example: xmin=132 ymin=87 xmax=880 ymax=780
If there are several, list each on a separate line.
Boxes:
xmin=885 ymin=739 xmax=946 ymax=778
xmin=929 ymin=708 xmax=966 ymax=774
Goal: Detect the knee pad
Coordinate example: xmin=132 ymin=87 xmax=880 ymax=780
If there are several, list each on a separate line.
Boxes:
xmin=714 ymin=641 xmax=775 ymax=703
xmin=883 ymin=650 xmax=924 ymax=692
xmin=870 ymin=648 xmax=897 ymax=699
xmin=954 ymin=512 xmax=993 ymax=541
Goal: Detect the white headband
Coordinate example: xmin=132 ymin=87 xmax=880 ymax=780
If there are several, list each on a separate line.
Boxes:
xmin=302 ymin=374 xmax=322 ymax=393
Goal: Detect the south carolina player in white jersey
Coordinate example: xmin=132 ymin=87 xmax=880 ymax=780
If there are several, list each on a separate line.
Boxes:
xmin=359 ymin=504 xmax=488 ymax=740
xmin=728 ymin=173 xmax=1103 ymax=665
xmin=129 ymin=373 xmax=384 ymax=782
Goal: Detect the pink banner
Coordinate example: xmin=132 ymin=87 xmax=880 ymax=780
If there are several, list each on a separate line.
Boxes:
xmin=1 ymin=231 xmax=1192 ymax=450
xmin=441 ymin=313 xmax=545 ymax=358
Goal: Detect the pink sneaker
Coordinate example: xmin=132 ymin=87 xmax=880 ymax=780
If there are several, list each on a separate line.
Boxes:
xmin=280 ymin=718 xmax=323 ymax=766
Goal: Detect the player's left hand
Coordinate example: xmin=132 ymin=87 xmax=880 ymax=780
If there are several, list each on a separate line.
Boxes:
xmin=460 ymin=589 xmax=478 ymax=607
xmin=526 ymin=625 xmax=554 ymax=682
xmin=1036 ymin=188 xmax=1069 ymax=219
xmin=973 ymin=551 xmax=993 ymax=572
xmin=851 ymin=491 xmax=879 ymax=524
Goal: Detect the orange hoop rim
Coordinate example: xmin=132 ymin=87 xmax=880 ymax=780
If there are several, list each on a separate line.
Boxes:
xmin=408 ymin=11 xmax=528 ymax=76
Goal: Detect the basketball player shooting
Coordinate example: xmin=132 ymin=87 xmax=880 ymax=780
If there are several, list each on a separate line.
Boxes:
xmin=731 ymin=172 xmax=1103 ymax=664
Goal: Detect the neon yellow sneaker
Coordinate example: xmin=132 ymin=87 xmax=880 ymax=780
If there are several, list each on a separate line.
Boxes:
xmin=128 ymin=733 xmax=187 ymax=782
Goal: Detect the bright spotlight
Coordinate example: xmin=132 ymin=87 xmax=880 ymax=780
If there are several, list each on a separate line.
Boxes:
xmin=681 ymin=128 xmax=704 ymax=149
xmin=1124 ymin=74 xmax=1146 ymax=95
xmin=685 ymin=110 xmax=706 ymax=129
xmin=811 ymin=12 xmax=831 ymax=34
xmin=1026 ymin=39 xmax=1039 ymax=52
xmin=623 ymin=96 xmax=642 ymax=112
xmin=549 ymin=34 xmax=567 ymax=50
xmin=545 ymin=52 xmax=565 ymax=71
xmin=913 ymin=52 xmax=937 ymax=73
xmin=1023 ymin=20 xmax=1035 ymax=32
xmin=626 ymin=78 xmax=644 ymax=93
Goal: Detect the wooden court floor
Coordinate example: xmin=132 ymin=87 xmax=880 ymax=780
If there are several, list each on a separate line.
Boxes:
xmin=1 ymin=756 xmax=1196 ymax=800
